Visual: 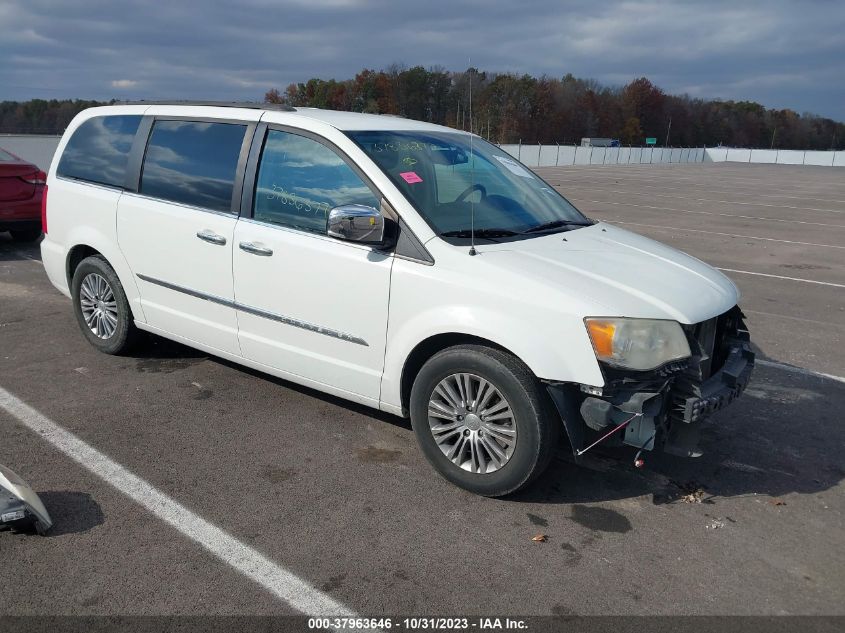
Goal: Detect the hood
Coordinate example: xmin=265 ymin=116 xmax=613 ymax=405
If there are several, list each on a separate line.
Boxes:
xmin=477 ymin=223 xmax=738 ymax=324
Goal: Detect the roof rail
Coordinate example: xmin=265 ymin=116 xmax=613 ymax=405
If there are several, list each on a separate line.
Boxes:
xmin=119 ymin=100 xmax=296 ymax=112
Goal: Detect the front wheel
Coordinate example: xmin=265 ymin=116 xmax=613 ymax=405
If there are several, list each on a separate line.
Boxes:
xmin=71 ymin=256 xmax=141 ymax=355
xmin=410 ymin=344 xmax=559 ymax=497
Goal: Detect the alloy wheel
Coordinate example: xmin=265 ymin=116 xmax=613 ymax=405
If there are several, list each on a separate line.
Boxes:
xmin=427 ymin=372 xmax=517 ymax=474
xmin=79 ymin=273 xmax=119 ymax=339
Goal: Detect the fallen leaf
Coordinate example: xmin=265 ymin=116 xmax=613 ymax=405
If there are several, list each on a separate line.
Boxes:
xmin=681 ymin=489 xmax=705 ymax=504
xmin=673 ymin=481 xmax=709 ymax=504
xmin=531 ymin=534 xmax=547 ymax=543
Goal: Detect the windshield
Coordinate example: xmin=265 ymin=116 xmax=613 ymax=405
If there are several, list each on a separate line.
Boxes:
xmin=347 ymin=131 xmax=591 ymax=241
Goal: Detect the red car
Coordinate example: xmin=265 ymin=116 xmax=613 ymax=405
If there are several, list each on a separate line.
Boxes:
xmin=0 ymin=146 xmax=46 ymax=242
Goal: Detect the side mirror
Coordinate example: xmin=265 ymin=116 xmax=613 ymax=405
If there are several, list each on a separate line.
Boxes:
xmin=327 ymin=205 xmax=385 ymax=245
xmin=0 ymin=464 xmax=52 ymax=536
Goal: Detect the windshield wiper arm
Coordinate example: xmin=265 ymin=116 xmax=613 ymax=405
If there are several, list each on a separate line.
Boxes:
xmin=522 ymin=219 xmax=593 ymax=234
xmin=440 ymin=228 xmax=521 ymax=239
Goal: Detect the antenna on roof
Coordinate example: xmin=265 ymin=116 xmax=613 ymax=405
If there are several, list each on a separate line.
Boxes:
xmin=468 ymin=63 xmax=477 ymax=257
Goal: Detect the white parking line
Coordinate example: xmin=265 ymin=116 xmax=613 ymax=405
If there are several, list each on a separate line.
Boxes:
xmin=546 ymin=172 xmax=845 ymax=203
xmin=565 ymin=189 xmax=845 ymax=217
xmin=600 ymin=220 xmax=845 ymax=250
xmin=568 ymin=197 xmax=845 ymax=228
xmin=0 ymin=385 xmax=356 ymax=619
xmin=755 ymin=360 xmax=845 ymax=384
xmin=743 ymin=308 xmax=842 ymax=328
xmin=715 ymin=267 xmax=845 ymax=289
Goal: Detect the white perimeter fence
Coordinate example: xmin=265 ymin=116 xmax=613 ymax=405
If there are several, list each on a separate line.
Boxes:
xmin=1 ymin=134 xmax=844 ymax=171
xmin=500 ymin=143 xmax=845 ymax=168
xmin=1 ymin=135 xmax=62 ymax=172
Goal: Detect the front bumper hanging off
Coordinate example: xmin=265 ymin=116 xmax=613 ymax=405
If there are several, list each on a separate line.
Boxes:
xmin=547 ymin=306 xmax=754 ymax=459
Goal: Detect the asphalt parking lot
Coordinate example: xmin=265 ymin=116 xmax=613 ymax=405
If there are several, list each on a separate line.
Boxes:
xmin=1 ymin=163 xmax=843 ymax=619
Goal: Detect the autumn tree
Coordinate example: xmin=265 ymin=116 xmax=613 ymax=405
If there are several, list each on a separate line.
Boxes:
xmin=4 ymin=70 xmax=843 ymax=148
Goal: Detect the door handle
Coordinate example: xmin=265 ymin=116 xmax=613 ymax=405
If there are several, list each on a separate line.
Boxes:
xmin=239 ymin=241 xmax=273 ymax=257
xmin=196 ymin=229 xmax=227 ymax=246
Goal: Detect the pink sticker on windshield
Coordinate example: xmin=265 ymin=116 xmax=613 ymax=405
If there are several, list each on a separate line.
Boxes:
xmin=399 ymin=171 xmax=423 ymax=184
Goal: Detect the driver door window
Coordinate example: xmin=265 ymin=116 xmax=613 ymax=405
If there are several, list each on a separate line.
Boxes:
xmin=253 ymin=129 xmax=380 ymax=233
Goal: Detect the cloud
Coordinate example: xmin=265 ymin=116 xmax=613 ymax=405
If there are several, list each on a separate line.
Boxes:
xmin=0 ymin=0 xmax=843 ymax=121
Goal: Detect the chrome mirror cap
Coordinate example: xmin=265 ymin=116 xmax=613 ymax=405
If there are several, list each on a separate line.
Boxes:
xmin=327 ymin=204 xmax=385 ymax=245
xmin=0 ymin=464 xmax=52 ymax=536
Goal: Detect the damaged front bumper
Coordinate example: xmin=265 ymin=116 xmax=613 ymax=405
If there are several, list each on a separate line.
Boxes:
xmin=547 ymin=306 xmax=754 ymax=459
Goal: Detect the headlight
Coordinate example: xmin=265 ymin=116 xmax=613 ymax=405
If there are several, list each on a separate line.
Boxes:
xmin=584 ymin=317 xmax=691 ymax=371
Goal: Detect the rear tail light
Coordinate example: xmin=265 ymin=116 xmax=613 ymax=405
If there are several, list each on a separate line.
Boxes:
xmin=41 ymin=185 xmax=48 ymax=234
xmin=21 ymin=170 xmax=47 ymax=185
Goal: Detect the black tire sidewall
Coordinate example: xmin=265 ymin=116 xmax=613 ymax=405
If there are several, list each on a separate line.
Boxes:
xmin=71 ymin=256 xmax=135 ymax=355
xmin=410 ymin=346 xmax=548 ymax=497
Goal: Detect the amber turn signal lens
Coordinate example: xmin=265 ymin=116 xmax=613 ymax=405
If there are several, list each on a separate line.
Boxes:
xmin=585 ymin=319 xmax=616 ymax=358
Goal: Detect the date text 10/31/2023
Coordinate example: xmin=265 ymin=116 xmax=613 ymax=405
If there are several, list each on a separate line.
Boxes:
xmin=307 ymin=617 xmax=529 ymax=630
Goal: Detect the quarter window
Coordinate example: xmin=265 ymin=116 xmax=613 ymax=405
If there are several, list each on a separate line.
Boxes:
xmin=253 ymin=129 xmax=380 ymax=234
xmin=57 ymin=115 xmax=142 ymax=187
xmin=140 ymin=120 xmax=246 ymax=213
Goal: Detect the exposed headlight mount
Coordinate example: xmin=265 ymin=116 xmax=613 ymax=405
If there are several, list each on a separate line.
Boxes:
xmin=585 ymin=317 xmax=691 ymax=371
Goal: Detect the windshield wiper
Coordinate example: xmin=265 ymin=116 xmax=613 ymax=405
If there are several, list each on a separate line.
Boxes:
xmin=522 ymin=219 xmax=593 ymax=234
xmin=440 ymin=228 xmax=521 ymax=240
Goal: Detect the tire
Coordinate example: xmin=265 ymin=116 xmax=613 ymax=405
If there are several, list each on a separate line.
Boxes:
xmin=71 ymin=255 xmax=141 ymax=355
xmin=10 ymin=228 xmax=42 ymax=242
xmin=410 ymin=344 xmax=560 ymax=497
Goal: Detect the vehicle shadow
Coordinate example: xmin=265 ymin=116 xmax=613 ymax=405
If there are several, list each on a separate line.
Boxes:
xmin=129 ymin=332 xmax=842 ymax=505
xmin=213 ymin=354 xmax=411 ymax=429
xmin=209 ymin=342 xmax=845 ymax=506
xmin=515 ymin=361 xmax=844 ymax=505
xmin=126 ymin=335 xmax=407 ymax=427
xmin=0 ymin=233 xmax=42 ymax=262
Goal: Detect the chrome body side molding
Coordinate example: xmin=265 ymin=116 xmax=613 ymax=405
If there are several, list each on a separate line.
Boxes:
xmin=136 ymin=274 xmax=368 ymax=346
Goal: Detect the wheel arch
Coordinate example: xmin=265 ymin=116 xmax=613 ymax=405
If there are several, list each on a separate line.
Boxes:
xmin=66 ymin=244 xmax=102 ymax=288
xmin=398 ymin=333 xmax=529 ymax=417
xmin=63 ymin=231 xmax=146 ymax=323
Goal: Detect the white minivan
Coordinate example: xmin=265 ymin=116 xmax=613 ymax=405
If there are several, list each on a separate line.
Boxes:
xmin=41 ymin=103 xmax=754 ymax=496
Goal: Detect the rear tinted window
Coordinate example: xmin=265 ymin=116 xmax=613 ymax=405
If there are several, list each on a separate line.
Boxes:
xmin=57 ymin=115 xmax=142 ymax=187
xmin=0 ymin=148 xmax=17 ymax=161
xmin=140 ymin=120 xmax=246 ymax=213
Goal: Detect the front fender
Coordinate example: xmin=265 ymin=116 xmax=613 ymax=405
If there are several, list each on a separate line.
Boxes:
xmin=380 ymin=301 xmax=604 ymax=413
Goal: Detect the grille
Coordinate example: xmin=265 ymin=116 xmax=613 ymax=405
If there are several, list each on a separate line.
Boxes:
xmin=692 ymin=316 xmax=718 ymax=380
xmin=670 ymin=306 xmax=750 ymax=425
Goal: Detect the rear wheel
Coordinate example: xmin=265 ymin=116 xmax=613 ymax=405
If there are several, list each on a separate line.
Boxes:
xmin=10 ymin=228 xmax=41 ymax=242
xmin=410 ymin=344 xmax=559 ymax=497
xmin=71 ymin=256 xmax=140 ymax=354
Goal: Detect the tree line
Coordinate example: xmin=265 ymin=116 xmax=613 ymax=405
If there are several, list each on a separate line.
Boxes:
xmin=266 ymin=67 xmax=843 ymax=150
xmin=0 ymin=99 xmax=102 ymax=135
xmin=2 ymin=67 xmax=842 ymax=150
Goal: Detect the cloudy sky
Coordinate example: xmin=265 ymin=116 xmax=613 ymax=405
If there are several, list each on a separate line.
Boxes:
xmin=2 ymin=0 xmax=844 ymax=121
